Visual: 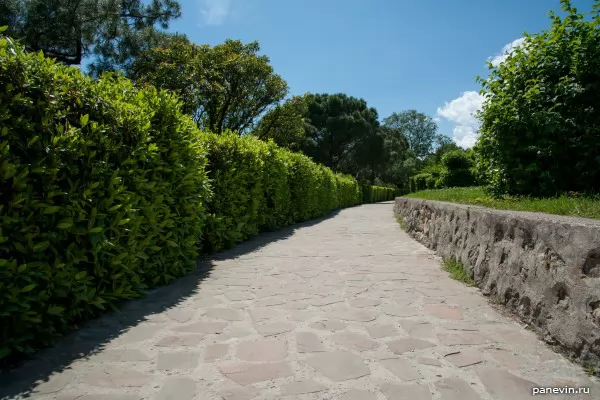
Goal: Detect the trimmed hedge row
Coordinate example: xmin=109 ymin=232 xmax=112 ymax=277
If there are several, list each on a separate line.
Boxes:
xmin=200 ymin=132 xmax=362 ymax=252
xmin=0 ymin=35 xmax=393 ymax=359
xmin=360 ymin=185 xmax=396 ymax=203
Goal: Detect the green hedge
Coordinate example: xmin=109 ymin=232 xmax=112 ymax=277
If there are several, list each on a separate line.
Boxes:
xmin=0 ymin=35 xmax=211 ymax=358
xmin=0 ymin=35 xmax=394 ymax=360
xmin=360 ymin=185 xmax=396 ymax=203
xmin=200 ymin=133 xmax=363 ymax=252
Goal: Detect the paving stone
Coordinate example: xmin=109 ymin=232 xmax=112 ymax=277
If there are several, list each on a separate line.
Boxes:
xmin=61 ymin=396 xmax=142 ymax=400
xmin=477 ymin=368 xmax=537 ymax=400
xmin=423 ymin=304 xmax=463 ymax=320
xmin=237 ymin=339 xmax=287 ymax=361
xmin=417 ymin=357 xmax=442 ymax=367
xmin=255 ymin=297 xmax=287 ymax=307
xmin=83 ymin=369 xmax=153 ymax=388
xmin=255 ymin=321 xmax=295 ymax=337
xmin=486 ymin=349 xmax=528 ymax=369
xmin=387 ymin=338 xmax=436 ymax=354
xmin=444 ymin=349 xmax=485 ymax=367
xmin=380 ymin=382 xmax=431 ymax=400
xmin=382 ymin=304 xmax=419 ymax=317
xmin=193 ymin=297 xmax=224 ymax=308
xmin=254 ymin=288 xmax=286 ymax=299
xmin=155 ymin=377 xmax=196 ymax=400
xmin=218 ymin=385 xmax=260 ymax=400
xmin=442 ymin=322 xmax=478 ymax=331
xmin=205 ymin=308 xmax=244 ymax=321
xmin=156 ymin=334 xmax=204 ymax=347
xmin=248 ymin=307 xmax=285 ymax=321
xmin=286 ymin=293 xmax=314 ymax=301
xmin=166 ymin=309 xmax=195 ymax=323
xmin=296 ymin=332 xmax=326 ymax=353
xmin=288 ymin=310 xmax=314 ymax=321
xmin=331 ymin=332 xmax=379 ymax=351
xmin=366 ymin=324 xmax=398 ymax=339
xmin=94 ymin=349 xmax=151 ymax=362
xmin=493 ymin=328 xmax=539 ymax=351
xmin=173 ymin=321 xmax=228 ymax=334
xmin=341 ymin=390 xmax=378 ymax=400
xmin=225 ymin=291 xmax=255 ymax=301
xmin=438 ymin=332 xmax=491 ymax=346
xmin=310 ymin=320 xmax=347 ymax=332
xmin=157 ymin=351 xmax=200 ymax=370
xmin=205 ymin=343 xmax=229 ymax=362
xmin=379 ymin=358 xmax=422 ymax=381
xmin=284 ymin=301 xmax=308 ymax=310
xmin=117 ymin=324 xmax=165 ymax=344
xmin=219 ymin=327 xmax=254 ymax=340
xmin=328 ymin=308 xmax=378 ymax=322
xmin=305 ymin=350 xmax=370 ymax=382
xmin=281 ymin=380 xmax=328 ymax=395
xmin=33 ymin=372 xmax=73 ymax=394
xmin=435 ymin=377 xmax=481 ymax=400
xmin=219 ymin=362 xmax=294 ymax=385
xmin=399 ymin=320 xmax=435 ymax=339
xmin=346 ymin=287 xmax=370 ymax=297
xmin=219 ymin=278 xmax=253 ymax=287
xmin=349 ymin=298 xmax=381 ymax=308
xmin=311 ymin=296 xmax=345 ymax=307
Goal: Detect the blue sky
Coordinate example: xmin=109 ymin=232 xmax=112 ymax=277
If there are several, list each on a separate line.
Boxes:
xmin=166 ymin=0 xmax=595 ymax=147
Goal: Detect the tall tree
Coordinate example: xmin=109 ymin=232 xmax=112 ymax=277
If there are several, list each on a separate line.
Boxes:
xmin=131 ymin=37 xmax=288 ymax=134
xmin=301 ymin=93 xmax=383 ymax=179
xmin=383 ymin=110 xmax=438 ymax=159
xmin=253 ymin=95 xmax=309 ymax=151
xmin=0 ymin=0 xmax=181 ymax=74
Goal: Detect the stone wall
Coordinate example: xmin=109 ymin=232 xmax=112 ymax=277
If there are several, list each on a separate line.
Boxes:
xmin=394 ymin=197 xmax=600 ymax=368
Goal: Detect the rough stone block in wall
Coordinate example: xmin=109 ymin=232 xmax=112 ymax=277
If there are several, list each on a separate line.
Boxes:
xmin=394 ymin=197 xmax=600 ymax=368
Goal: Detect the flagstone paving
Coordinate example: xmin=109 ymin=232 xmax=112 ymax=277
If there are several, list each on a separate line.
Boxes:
xmin=1 ymin=202 xmax=599 ymax=399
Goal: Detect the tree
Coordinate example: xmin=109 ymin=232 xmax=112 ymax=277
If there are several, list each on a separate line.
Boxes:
xmin=253 ymin=95 xmax=309 ymax=151
xmin=475 ymin=0 xmax=600 ymax=196
xmin=301 ymin=93 xmax=383 ymax=179
xmin=383 ymin=110 xmax=438 ymax=159
xmin=0 ymin=0 xmax=181 ymax=74
xmin=131 ymin=37 xmax=288 ymax=134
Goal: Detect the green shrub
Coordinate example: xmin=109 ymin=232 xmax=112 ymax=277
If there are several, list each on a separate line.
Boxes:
xmin=0 ymin=35 xmax=211 ymax=358
xmin=360 ymin=185 xmax=396 ymax=203
xmin=474 ymin=0 xmax=600 ymax=196
xmin=0 ymin=33 xmax=396 ymax=360
xmin=411 ymin=173 xmax=431 ymax=192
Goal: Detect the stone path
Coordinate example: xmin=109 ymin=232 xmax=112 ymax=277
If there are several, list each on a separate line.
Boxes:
xmin=2 ymin=202 xmax=598 ymax=400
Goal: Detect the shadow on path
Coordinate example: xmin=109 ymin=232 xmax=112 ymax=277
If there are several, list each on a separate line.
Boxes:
xmin=0 ymin=210 xmax=341 ymax=399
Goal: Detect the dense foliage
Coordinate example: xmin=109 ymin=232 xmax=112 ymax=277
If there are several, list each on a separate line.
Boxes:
xmin=474 ymin=0 xmax=600 ymax=197
xmin=0 ymin=33 xmax=209 ymax=358
xmin=300 ymin=93 xmax=385 ymax=181
xmin=0 ymin=36 xmax=394 ymax=360
xmin=0 ymin=0 xmax=180 ymax=74
xmin=131 ymin=36 xmax=288 ymax=135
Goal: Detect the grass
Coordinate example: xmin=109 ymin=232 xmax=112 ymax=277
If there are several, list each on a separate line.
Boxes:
xmin=442 ymin=258 xmax=476 ymax=286
xmin=404 ymin=187 xmax=600 ymax=220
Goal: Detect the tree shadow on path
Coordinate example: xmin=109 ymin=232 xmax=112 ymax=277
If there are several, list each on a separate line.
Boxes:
xmin=0 ymin=210 xmax=341 ymax=400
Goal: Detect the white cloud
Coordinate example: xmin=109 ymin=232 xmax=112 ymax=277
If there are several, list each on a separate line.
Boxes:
xmin=436 ymin=91 xmax=485 ymax=149
xmin=435 ymin=38 xmax=526 ymax=148
xmin=199 ymin=0 xmax=232 ymax=26
xmin=489 ymin=37 xmax=525 ymax=67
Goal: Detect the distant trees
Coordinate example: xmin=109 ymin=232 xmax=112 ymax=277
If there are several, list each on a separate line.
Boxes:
xmin=300 ymin=94 xmax=385 ymax=182
xmin=475 ymin=0 xmax=600 ymax=196
xmin=0 ymin=0 xmax=181 ymax=75
xmin=383 ymin=110 xmax=439 ymax=159
xmin=130 ymin=37 xmax=288 ymax=134
xmin=253 ymin=95 xmax=309 ymax=151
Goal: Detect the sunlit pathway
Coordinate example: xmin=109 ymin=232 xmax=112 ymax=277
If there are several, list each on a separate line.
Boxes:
xmin=1 ymin=202 xmax=598 ymax=400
